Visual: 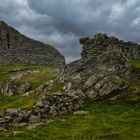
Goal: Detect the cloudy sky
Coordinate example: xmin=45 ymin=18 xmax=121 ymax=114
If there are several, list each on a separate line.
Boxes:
xmin=0 ymin=0 xmax=140 ymax=63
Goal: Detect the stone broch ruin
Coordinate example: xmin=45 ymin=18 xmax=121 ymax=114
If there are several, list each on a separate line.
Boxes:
xmin=0 ymin=21 xmax=65 ymax=66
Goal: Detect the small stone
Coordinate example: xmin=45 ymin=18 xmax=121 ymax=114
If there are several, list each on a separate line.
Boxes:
xmin=0 ymin=127 xmax=6 ymax=131
xmin=6 ymin=109 xmax=19 ymax=115
xmin=12 ymin=131 xmax=23 ymax=136
xmin=29 ymin=115 xmax=41 ymax=124
xmin=28 ymin=123 xmax=44 ymax=129
xmin=35 ymin=101 xmax=44 ymax=108
xmin=18 ymin=82 xmax=31 ymax=93
xmin=74 ymin=111 xmax=89 ymax=115
xmin=18 ymin=122 xmax=28 ymax=127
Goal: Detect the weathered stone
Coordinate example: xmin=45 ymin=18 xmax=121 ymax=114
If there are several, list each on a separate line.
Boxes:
xmin=35 ymin=101 xmax=44 ymax=108
xmin=18 ymin=122 xmax=28 ymax=127
xmin=29 ymin=115 xmax=41 ymax=124
xmin=18 ymin=82 xmax=31 ymax=93
xmin=61 ymin=33 xmax=138 ymax=102
xmin=79 ymin=37 xmax=89 ymax=45
xmin=28 ymin=123 xmax=44 ymax=129
xmin=1 ymin=78 xmax=16 ymax=96
xmin=0 ymin=70 xmax=37 ymax=95
xmin=74 ymin=111 xmax=89 ymax=115
xmin=6 ymin=109 xmax=19 ymax=115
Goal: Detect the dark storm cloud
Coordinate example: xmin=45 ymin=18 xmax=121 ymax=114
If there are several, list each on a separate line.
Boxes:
xmin=0 ymin=0 xmax=140 ymax=63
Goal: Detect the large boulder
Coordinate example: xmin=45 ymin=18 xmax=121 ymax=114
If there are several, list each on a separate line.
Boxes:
xmin=0 ymin=78 xmax=31 ymax=96
xmin=61 ymin=33 xmax=140 ymax=101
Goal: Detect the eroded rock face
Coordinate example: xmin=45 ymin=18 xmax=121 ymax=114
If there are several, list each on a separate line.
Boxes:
xmin=61 ymin=33 xmax=140 ymax=101
xmin=0 ymin=21 xmax=65 ymax=66
xmin=0 ymin=78 xmax=31 ymax=96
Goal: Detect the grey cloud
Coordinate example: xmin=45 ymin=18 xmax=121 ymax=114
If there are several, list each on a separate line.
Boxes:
xmin=0 ymin=0 xmax=140 ymax=63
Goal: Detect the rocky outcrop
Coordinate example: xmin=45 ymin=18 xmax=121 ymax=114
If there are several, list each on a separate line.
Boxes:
xmin=61 ymin=33 xmax=140 ymax=100
xmin=0 ymin=21 xmax=65 ymax=66
xmin=1 ymin=33 xmax=140 ymax=130
xmin=0 ymin=70 xmax=34 ymax=96
xmin=1 ymin=78 xmax=31 ymax=96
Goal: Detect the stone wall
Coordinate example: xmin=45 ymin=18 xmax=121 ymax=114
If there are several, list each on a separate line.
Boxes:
xmin=0 ymin=21 xmax=65 ymax=66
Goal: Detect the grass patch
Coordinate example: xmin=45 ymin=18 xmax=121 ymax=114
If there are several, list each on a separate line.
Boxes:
xmin=129 ymin=59 xmax=140 ymax=68
xmin=0 ymin=64 xmax=58 ymax=89
xmin=1 ymin=64 xmax=140 ymax=139
xmin=50 ymin=80 xmax=64 ymax=93
xmin=19 ymin=66 xmax=57 ymax=90
xmin=0 ymin=95 xmax=36 ymax=110
xmin=1 ymin=98 xmax=140 ymax=140
xmin=0 ymin=64 xmax=60 ymax=111
xmin=127 ymin=59 xmax=140 ymax=92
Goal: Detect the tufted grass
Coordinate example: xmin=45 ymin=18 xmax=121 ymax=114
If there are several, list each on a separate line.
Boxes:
xmin=1 ymin=63 xmax=140 ymax=139
xmin=18 ymin=66 xmax=58 ymax=90
xmin=0 ymin=94 xmax=140 ymax=140
xmin=0 ymin=64 xmax=58 ymax=89
xmin=129 ymin=59 xmax=140 ymax=68
xmin=0 ymin=64 xmax=59 ymax=110
xmin=0 ymin=95 xmax=36 ymax=110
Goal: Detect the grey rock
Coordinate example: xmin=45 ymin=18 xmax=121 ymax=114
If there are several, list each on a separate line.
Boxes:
xmin=74 ymin=111 xmax=89 ymax=115
xmin=29 ymin=115 xmax=41 ymax=124
xmin=18 ymin=82 xmax=31 ymax=93
xmin=1 ymin=78 xmax=16 ymax=96
xmin=18 ymin=122 xmax=28 ymax=127
xmin=35 ymin=101 xmax=44 ymax=108
xmin=6 ymin=109 xmax=19 ymax=115
xmin=28 ymin=123 xmax=44 ymax=129
xmin=1 ymin=76 xmax=31 ymax=96
xmin=61 ymin=33 xmax=136 ymax=102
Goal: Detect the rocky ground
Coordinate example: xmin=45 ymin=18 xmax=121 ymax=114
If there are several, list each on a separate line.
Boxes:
xmin=1 ymin=33 xmax=140 ymax=139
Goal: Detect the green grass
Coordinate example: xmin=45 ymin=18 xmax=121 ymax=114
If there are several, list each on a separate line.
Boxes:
xmin=1 ymin=95 xmax=140 ymax=140
xmin=0 ymin=64 xmax=63 ymax=112
xmin=0 ymin=65 xmax=28 ymax=83
xmin=49 ymin=80 xmax=64 ymax=93
xmin=127 ymin=59 xmax=140 ymax=93
xmin=18 ymin=66 xmax=57 ymax=90
xmin=1 ymin=63 xmax=140 ymax=139
xmin=0 ymin=64 xmax=58 ymax=89
xmin=0 ymin=95 xmax=36 ymax=110
xmin=0 ymin=64 xmax=59 ymax=110
xmin=129 ymin=59 xmax=140 ymax=68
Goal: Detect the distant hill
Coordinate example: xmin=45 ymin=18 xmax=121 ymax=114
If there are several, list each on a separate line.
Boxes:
xmin=0 ymin=21 xmax=65 ymax=66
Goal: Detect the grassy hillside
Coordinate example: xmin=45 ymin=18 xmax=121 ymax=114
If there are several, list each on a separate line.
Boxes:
xmin=0 ymin=64 xmax=59 ymax=111
xmin=0 ymin=63 xmax=140 ymax=140
xmin=0 ymin=65 xmax=57 ymax=89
